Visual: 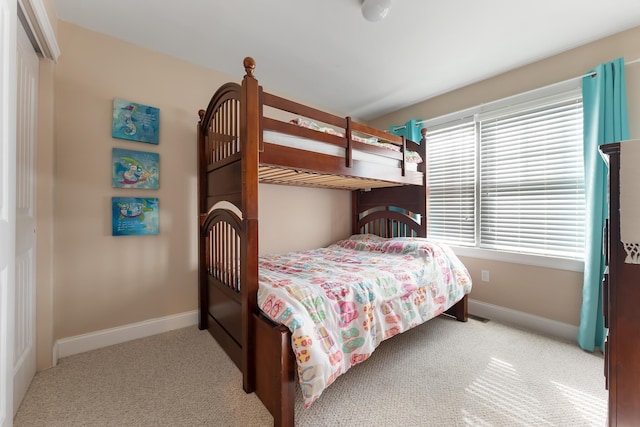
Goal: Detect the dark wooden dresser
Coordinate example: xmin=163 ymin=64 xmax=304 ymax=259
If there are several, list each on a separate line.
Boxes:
xmin=600 ymin=142 xmax=640 ymax=426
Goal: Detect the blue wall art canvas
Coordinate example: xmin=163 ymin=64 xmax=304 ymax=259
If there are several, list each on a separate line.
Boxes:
xmin=112 ymin=197 xmax=159 ymax=236
xmin=112 ymin=98 xmax=160 ymax=144
xmin=112 ymin=148 xmax=159 ymax=189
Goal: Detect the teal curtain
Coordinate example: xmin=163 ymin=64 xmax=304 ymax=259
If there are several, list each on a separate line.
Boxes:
xmin=578 ymin=58 xmax=629 ymax=352
xmin=390 ymin=119 xmax=422 ymax=143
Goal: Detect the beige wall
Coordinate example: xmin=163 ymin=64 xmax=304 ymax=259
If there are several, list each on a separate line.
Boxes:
xmin=36 ymin=59 xmax=55 ymax=370
xmin=259 ymin=184 xmax=350 ymax=255
xmin=51 ymin=22 xmax=351 ymax=346
xmin=371 ymin=26 xmax=640 ymax=327
xmin=35 ymin=0 xmax=57 ymax=371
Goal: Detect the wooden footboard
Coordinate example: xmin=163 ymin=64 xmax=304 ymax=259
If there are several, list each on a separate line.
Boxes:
xmin=252 ymin=313 xmax=295 ymax=427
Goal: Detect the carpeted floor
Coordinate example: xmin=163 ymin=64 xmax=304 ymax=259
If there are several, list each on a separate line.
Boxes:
xmin=14 ymin=316 xmax=607 ymax=426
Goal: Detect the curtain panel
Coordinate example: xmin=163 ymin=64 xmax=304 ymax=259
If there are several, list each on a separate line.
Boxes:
xmin=579 ymin=58 xmax=629 ymax=352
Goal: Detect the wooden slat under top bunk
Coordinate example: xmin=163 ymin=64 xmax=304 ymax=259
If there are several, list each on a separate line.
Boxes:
xmin=259 ymin=165 xmax=406 ymax=190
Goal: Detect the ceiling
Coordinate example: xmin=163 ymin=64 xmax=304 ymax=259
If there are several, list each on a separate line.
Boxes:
xmin=53 ymin=0 xmax=640 ymax=121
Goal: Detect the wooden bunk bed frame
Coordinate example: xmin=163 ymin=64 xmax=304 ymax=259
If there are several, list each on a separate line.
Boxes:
xmin=197 ymin=57 xmax=468 ymax=426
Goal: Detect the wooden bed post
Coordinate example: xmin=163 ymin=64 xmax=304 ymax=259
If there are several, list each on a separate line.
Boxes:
xmin=420 ymin=127 xmax=429 ymax=236
xmin=197 ymin=110 xmax=208 ymax=331
xmin=351 ymin=191 xmax=359 ymax=234
xmin=241 ymin=57 xmax=260 ymax=394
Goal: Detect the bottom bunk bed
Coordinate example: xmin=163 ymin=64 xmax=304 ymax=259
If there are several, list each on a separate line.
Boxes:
xmin=257 ymin=233 xmax=472 ymax=408
xmin=199 ymin=200 xmax=471 ymax=426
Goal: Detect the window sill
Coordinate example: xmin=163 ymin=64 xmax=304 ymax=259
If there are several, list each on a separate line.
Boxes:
xmin=448 ymin=245 xmax=584 ymax=273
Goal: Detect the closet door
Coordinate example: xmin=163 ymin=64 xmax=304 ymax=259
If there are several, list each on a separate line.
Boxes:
xmin=13 ymin=19 xmax=39 ymax=416
xmin=0 ymin=0 xmax=17 ymax=425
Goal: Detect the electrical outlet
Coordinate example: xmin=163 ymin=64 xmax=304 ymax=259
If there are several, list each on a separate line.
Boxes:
xmin=481 ymin=270 xmax=490 ymax=282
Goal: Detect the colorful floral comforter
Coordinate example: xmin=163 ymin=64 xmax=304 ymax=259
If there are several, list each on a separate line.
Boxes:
xmin=257 ymin=234 xmax=472 ymax=407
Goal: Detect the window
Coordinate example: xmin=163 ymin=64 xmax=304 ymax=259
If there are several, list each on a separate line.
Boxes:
xmin=428 ymin=120 xmax=476 ymax=245
xmin=426 ymin=90 xmax=585 ymax=260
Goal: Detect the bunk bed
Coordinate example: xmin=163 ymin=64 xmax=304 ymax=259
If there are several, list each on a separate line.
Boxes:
xmin=197 ymin=57 xmax=472 ymax=427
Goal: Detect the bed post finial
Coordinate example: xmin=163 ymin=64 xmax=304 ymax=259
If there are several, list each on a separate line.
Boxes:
xmin=243 ymin=57 xmax=256 ymax=78
xmin=198 ymin=109 xmax=205 ymax=122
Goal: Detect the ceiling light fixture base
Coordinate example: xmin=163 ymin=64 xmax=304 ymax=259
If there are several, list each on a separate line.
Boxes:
xmin=361 ymin=0 xmax=392 ymax=22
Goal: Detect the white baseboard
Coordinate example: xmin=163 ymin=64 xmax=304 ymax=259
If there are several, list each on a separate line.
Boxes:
xmin=52 ymin=302 xmax=577 ymax=364
xmin=468 ymin=299 xmax=579 ymax=343
xmin=54 ymin=310 xmax=199 ymax=364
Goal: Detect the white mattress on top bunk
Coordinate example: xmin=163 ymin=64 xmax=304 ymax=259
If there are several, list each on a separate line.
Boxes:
xmin=263 ymin=130 xmax=419 ymax=172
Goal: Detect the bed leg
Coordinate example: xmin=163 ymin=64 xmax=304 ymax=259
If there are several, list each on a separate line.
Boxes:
xmin=273 ymin=410 xmax=294 ymax=427
xmin=198 ymin=273 xmax=208 ymax=330
xmin=445 ymin=294 xmax=468 ymax=322
xmin=198 ymin=227 xmax=208 ymax=330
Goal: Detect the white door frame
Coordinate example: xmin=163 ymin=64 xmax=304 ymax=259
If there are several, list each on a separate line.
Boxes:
xmin=0 ymin=0 xmax=18 ymax=425
xmin=17 ymin=0 xmax=60 ymax=62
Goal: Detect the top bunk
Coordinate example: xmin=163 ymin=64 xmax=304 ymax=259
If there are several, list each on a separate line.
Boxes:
xmin=197 ymin=57 xmax=426 ymax=202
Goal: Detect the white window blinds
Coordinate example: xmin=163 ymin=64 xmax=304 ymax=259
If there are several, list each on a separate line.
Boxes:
xmin=427 ymin=120 xmax=476 ymax=245
xmin=425 ymin=90 xmax=585 ymax=260
xmin=479 ymin=97 xmax=584 ymax=258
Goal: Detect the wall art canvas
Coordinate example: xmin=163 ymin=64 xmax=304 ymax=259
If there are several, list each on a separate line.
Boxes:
xmin=112 ymin=148 xmax=159 ymax=189
xmin=112 ymin=197 xmax=159 ymax=236
xmin=112 ymin=98 xmax=160 ymax=144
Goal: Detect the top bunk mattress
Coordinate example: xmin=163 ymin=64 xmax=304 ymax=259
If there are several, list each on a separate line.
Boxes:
xmin=259 ymin=124 xmax=424 ymax=189
xmin=263 ymin=130 xmax=419 ymax=172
